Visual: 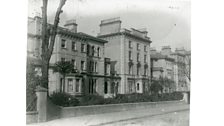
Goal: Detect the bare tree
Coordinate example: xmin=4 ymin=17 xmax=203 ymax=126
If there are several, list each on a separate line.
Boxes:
xmin=40 ymin=0 xmax=67 ymax=89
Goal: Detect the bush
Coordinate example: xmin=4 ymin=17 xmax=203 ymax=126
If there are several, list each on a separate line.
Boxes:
xmin=50 ymin=92 xmax=183 ymax=107
xmin=50 ymin=92 xmax=79 ymax=107
xmin=79 ymin=94 xmax=105 ymax=106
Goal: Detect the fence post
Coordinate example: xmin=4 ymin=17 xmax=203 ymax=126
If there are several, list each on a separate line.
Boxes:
xmin=36 ymin=86 xmax=48 ymax=122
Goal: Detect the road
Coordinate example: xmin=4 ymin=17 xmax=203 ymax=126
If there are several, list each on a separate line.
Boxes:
xmin=96 ymin=110 xmax=189 ymax=126
xmin=28 ymin=103 xmax=189 ymax=126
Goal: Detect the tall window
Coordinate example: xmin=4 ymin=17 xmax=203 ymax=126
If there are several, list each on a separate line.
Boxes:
xmin=72 ymin=41 xmax=76 ymax=50
xmin=137 ymin=53 xmax=140 ymax=62
xmin=81 ymin=43 xmax=85 ymax=52
xmin=144 ymin=55 xmax=147 ymax=63
xmin=144 ymin=67 xmax=147 ymax=75
xmin=97 ymin=47 xmax=100 ymax=57
xmin=104 ymin=82 xmax=108 ymax=94
xmin=129 ymin=65 xmax=133 ymax=75
xmin=94 ymin=62 xmax=98 ymax=72
xmin=75 ymin=79 xmax=80 ymax=92
xmin=129 ymin=41 xmax=132 ymax=48
xmin=81 ymin=61 xmax=86 ymax=71
xmin=71 ymin=59 xmax=76 ymax=69
xmin=92 ymin=46 xmax=95 ymax=56
xmin=144 ymin=45 xmax=147 ymax=52
xmin=137 ymin=66 xmax=140 ymax=75
xmin=67 ymin=79 xmax=73 ymax=93
xmin=137 ymin=83 xmax=140 ymax=91
xmin=137 ymin=43 xmax=140 ymax=50
xmin=106 ymin=64 xmax=110 ymax=75
xmin=61 ymin=39 xmax=66 ymax=48
xmin=129 ymin=51 xmax=132 ymax=61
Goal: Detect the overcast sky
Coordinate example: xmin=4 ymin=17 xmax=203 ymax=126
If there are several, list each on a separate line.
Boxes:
xmin=28 ymin=0 xmax=191 ymax=51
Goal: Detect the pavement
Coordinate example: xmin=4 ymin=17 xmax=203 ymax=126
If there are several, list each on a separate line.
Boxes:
xmin=27 ymin=103 xmax=189 ymax=126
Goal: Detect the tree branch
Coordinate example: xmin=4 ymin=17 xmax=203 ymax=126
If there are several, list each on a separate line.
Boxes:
xmin=48 ymin=0 xmax=67 ymax=58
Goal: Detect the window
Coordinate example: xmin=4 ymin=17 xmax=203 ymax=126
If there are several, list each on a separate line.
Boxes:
xmin=61 ymin=39 xmax=66 ymax=48
xmin=61 ymin=58 xmax=65 ymax=62
xmin=144 ymin=67 xmax=147 ymax=75
xmin=144 ymin=45 xmax=147 ymax=52
xmin=106 ymin=64 xmax=110 ymax=75
xmin=81 ymin=43 xmax=85 ymax=52
xmin=137 ymin=66 xmax=140 ymax=75
xmin=144 ymin=55 xmax=147 ymax=63
xmin=67 ymin=79 xmax=73 ymax=93
xmin=129 ymin=51 xmax=132 ymax=61
xmin=137 ymin=43 xmax=140 ymax=50
xmin=129 ymin=65 xmax=133 ymax=75
xmin=92 ymin=46 xmax=95 ymax=56
xmin=104 ymin=82 xmax=108 ymax=94
xmin=137 ymin=53 xmax=140 ymax=62
xmin=94 ymin=62 xmax=98 ymax=72
xmin=75 ymin=79 xmax=80 ymax=92
xmin=97 ymin=47 xmax=100 ymax=57
xmin=72 ymin=41 xmax=77 ymax=50
xmin=71 ymin=59 xmax=76 ymax=69
xmin=81 ymin=61 xmax=86 ymax=71
xmin=129 ymin=41 xmax=132 ymax=48
xmin=137 ymin=83 xmax=140 ymax=91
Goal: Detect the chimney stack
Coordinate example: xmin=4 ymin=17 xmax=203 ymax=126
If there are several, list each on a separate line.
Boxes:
xmin=99 ymin=17 xmax=121 ymax=35
xmin=64 ymin=19 xmax=77 ymax=33
xmin=161 ymin=46 xmax=172 ymax=56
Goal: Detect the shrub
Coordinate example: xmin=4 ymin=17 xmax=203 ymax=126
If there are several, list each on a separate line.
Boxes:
xmin=79 ymin=94 xmax=105 ymax=106
xmin=50 ymin=92 xmax=79 ymax=107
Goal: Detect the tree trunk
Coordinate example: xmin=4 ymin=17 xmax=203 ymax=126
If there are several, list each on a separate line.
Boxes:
xmin=40 ymin=0 xmax=67 ymax=94
xmin=63 ymin=74 xmax=66 ymax=92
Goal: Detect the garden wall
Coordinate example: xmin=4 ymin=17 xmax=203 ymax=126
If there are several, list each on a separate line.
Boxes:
xmin=60 ymin=100 xmax=185 ymax=118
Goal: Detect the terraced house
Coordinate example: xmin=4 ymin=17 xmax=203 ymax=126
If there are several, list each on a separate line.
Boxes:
xmin=27 ymin=16 xmax=120 ymax=98
xmin=97 ymin=17 xmax=152 ymax=94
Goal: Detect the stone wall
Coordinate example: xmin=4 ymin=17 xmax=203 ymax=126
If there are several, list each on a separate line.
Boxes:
xmin=60 ymin=100 xmax=185 ymax=119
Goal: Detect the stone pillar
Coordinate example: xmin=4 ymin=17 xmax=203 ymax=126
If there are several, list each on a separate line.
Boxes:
xmin=183 ymin=92 xmax=190 ymax=104
xmin=36 ymin=86 xmax=48 ymax=122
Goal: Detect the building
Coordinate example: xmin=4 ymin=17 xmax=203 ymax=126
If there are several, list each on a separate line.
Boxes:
xmin=97 ymin=17 xmax=152 ymax=94
xmin=171 ymin=48 xmax=190 ymax=92
xmin=150 ymin=47 xmax=175 ymax=93
xmin=150 ymin=46 xmax=191 ymax=92
xmin=27 ymin=16 xmax=120 ymax=97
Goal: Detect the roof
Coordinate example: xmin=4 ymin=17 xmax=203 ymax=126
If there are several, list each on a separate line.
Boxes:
xmin=97 ymin=31 xmax=152 ymax=44
xmin=150 ymin=53 xmax=175 ymax=62
xmin=57 ymin=27 xmax=108 ymax=43
xmin=28 ymin=17 xmax=107 ymax=44
xmin=77 ymin=32 xmax=108 ymax=43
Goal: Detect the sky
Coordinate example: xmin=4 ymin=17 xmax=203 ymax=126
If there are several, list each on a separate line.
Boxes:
xmin=28 ymin=0 xmax=191 ymax=51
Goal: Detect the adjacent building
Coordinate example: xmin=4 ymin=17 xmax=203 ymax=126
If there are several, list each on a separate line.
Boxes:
xmin=97 ymin=17 xmax=152 ymax=94
xmin=150 ymin=46 xmax=175 ymax=93
xmin=150 ymin=46 xmax=190 ymax=92
xmin=171 ymin=48 xmax=190 ymax=92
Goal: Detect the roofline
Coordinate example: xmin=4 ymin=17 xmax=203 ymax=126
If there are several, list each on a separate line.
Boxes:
xmin=98 ymin=32 xmax=152 ymax=44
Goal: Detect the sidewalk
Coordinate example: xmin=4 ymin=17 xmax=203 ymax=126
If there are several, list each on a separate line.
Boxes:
xmin=28 ymin=103 xmax=189 ymax=126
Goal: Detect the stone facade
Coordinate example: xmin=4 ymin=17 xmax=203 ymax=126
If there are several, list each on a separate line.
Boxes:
xmin=27 ymin=16 xmax=121 ymax=97
xmin=98 ymin=17 xmax=152 ymax=94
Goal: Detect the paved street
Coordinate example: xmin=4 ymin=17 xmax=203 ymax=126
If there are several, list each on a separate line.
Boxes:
xmin=97 ymin=110 xmax=189 ymax=126
xmin=28 ymin=103 xmax=189 ymax=126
